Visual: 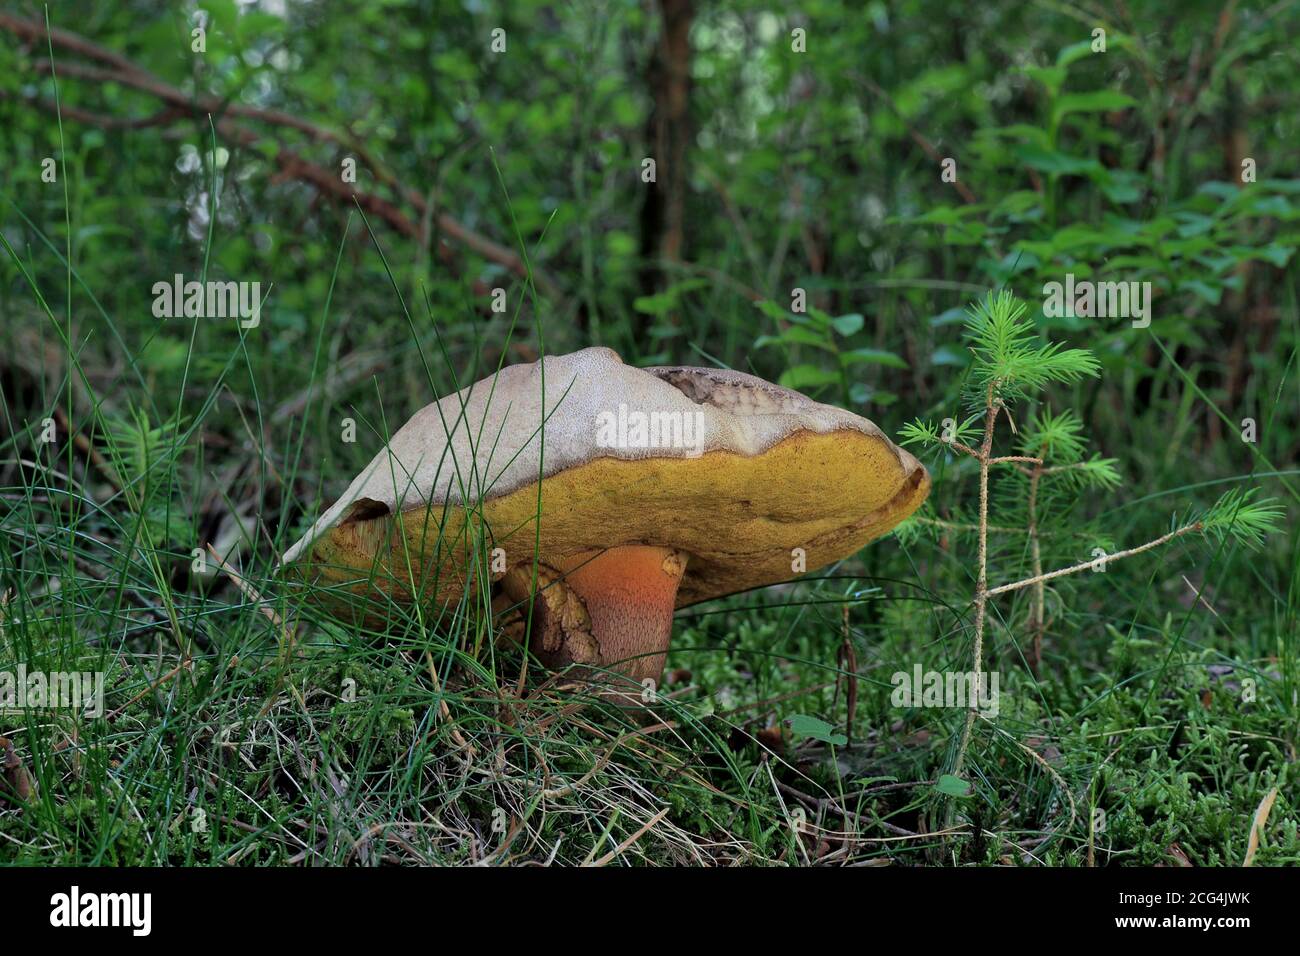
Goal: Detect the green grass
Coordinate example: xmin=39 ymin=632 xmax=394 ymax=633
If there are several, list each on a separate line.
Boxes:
xmin=1 ymin=185 xmax=1295 ymax=864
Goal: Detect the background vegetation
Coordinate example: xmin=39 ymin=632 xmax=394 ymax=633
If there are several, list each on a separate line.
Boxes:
xmin=0 ymin=0 xmax=1296 ymax=865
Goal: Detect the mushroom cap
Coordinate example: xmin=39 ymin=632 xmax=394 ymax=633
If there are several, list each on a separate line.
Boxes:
xmin=282 ymin=346 xmax=929 ymax=609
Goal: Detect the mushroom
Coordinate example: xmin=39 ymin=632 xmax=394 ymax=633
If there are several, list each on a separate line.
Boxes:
xmin=282 ymin=347 xmax=929 ymax=689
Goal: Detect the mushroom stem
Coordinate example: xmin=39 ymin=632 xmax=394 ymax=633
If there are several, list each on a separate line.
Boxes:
xmin=499 ymin=545 xmax=688 ymax=689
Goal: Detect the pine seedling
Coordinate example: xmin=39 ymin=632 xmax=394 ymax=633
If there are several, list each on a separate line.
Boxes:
xmin=899 ymin=290 xmax=1282 ymax=801
xmin=1004 ymin=407 xmax=1120 ymax=671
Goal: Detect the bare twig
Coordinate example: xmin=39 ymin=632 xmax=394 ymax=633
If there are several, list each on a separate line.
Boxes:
xmin=985 ymin=525 xmax=1199 ymax=598
xmin=951 ymin=387 xmax=998 ymax=780
xmin=840 ymin=605 xmax=858 ymax=748
xmin=1027 ymin=455 xmax=1045 ymax=673
xmin=858 ymin=76 xmax=979 ymax=205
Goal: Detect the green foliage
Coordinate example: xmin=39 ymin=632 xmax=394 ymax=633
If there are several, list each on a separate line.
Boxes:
xmin=1197 ymin=489 xmax=1285 ymax=550
xmin=787 ymin=714 xmax=848 ymax=747
xmin=98 ymin=406 xmax=192 ymax=548
xmin=902 ymin=291 xmax=1279 ymax=574
xmin=0 ymin=0 xmax=1296 ymax=869
xmin=754 ymin=299 xmax=907 ymax=408
xmin=899 ymin=415 xmax=973 ymax=449
xmin=962 ymin=290 xmax=1100 ymax=407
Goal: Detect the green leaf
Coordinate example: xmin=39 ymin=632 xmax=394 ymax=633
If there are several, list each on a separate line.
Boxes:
xmin=779 ymin=365 xmax=841 ymax=390
xmin=1179 ymin=279 xmax=1222 ymax=305
xmin=1174 ymin=212 xmax=1216 ymax=238
xmin=754 ymin=299 xmax=793 ymax=324
xmin=632 ymin=292 xmax=676 ymax=316
xmin=1097 ymin=170 xmax=1144 ymax=204
xmin=632 ymin=279 xmax=708 ymax=316
xmin=1052 ymin=90 xmax=1137 ymax=125
xmin=909 ymin=205 xmax=981 ymax=226
xmin=929 ymin=307 xmax=969 ymax=328
xmin=1022 ymin=65 xmax=1067 ymax=97
xmin=830 ymin=312 xmax=865 ymax=337
xmin=787 ymin=715 xmax=848 ymax=746
xmin=805 ymin=306 xmax=836 ymax=330
xmin=1255 ymin=244 xmax=1295 ymax=268
xmin=936 ymin=774 xmax=972 ymax=798
xmin=850 ymin=383 xmax=897 ymax=406
xmin=1055 ymin=40 xmax=1098 ymax=68
xmin=930 ymin=345 xmax=969 ymax=367
xmin=1015 ymin=145 xmax=1102 ymax=177
xmin=841 ymin=347 xmax=908 ymax=369
xmin=756 ymin=326 xmax=835 ymax=352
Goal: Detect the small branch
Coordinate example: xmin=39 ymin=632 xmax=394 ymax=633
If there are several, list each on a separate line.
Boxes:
xmin=858 ymin=75 xmax=979 ymax=205
xmin=913 ymin=516 xmax=1027 ymax=535
xmin=1 ymin=14 xmax=559 ymax=297
xmin=0 ymin=12 xmax=153 ymax=78
xmin=989 ymin=455 xmax=1043 ymax=466
xmin=0 ymin=90 xmax=182 ymax=129
xmin=840 ymin=605 xmax=857 ymax=749
xmin=1027 ymin=457 xmax=1045 ymax=673
xmin=943 ymin=439 xmax=981 ymax=460
xmin=952 ymin=387 xmax=998 ymax=781
xmin=986 ymin=524 xmax=1200 ymax=599
xmin=1040 ymin=462 xmax=1098 ymax=475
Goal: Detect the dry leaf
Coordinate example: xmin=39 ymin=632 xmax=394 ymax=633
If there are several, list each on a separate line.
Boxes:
xmin=1242 ymin=786 xmax=1279 ymax=866
xmin=0 ymin=737 xmax=34 ymax=804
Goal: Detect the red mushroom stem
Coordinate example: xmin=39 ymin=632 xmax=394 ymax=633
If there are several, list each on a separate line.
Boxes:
xmin=499 ymin=545 xmax=688 ymax=690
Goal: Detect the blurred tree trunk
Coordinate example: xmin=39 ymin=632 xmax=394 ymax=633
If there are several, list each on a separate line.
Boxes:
xmin=1217 ymin=67 xmax=1255 ymax=447
xmin=637 ymin=0 xmax=693 ymax=334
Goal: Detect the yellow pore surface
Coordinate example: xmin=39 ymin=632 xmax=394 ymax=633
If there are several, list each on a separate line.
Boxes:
xmin=304 ymin=429 xmax=930 ymax=610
